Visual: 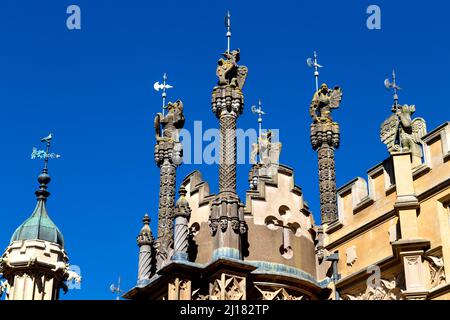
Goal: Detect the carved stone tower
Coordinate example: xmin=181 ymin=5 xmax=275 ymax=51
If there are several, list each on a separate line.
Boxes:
xmin=209 ymin=49 xmax=248 ymax=259
xmin=153 ymin=100 xmax=185 ymax=269
xmin=0 ymin=166 xmax=71 ymax=300
xmin=309 ymin=84 xmax=343 ymax=225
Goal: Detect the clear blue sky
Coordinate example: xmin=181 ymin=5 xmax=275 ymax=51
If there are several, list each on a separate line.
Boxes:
xmin=0 ymin=0 xmax=448 ymax=299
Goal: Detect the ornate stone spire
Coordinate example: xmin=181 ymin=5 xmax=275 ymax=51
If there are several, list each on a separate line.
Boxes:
xmin=137 ymin=213 xmax=154 ymax=284
xmin=153 ymin=100 xmax=185 ymax=269
xmin=309 ymin=83 xmax=343 ymax=225
xmin=209 ymin=20 xmax=248 ymax=259
xmin=172 ymin=186 xmax=192 ymax=261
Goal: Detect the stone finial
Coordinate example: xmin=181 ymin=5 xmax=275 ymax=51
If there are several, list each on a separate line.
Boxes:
xmin=174 ymin=186 xmax=192 ymax=219
xmin=137 ymin=213 xmax=154 ymax=283
xmin=137 ymin=213 xmax=154 ymax=246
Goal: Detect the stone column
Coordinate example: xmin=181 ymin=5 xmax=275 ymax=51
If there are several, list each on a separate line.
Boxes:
xmin=310 ymin=117 xmax=340 ymax=225
xmin=391 ymin=151 xmax=429 ymax=299
xmin=172 ymin=186 xmax=192 ymax=261
xmin=309 ymin=84 xmax=343 ymax=225
xmin=137 ymin=213 xmax=154 ymax=284
xmin=153 ymin=100 xmax=185 ymax=269
xmin=208 ymin=50 xmax=248 ymax=260
xmin=209 ymin=85 xmax=247 ymax=260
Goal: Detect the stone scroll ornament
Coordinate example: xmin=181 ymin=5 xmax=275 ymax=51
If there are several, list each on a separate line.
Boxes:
xmin=380 ymin=104 xmax=426 ymax=168
xmin=310 ymin=84 xmax=343 ymax=225
xmin=153 ymin=100 xmax=185 ymax=269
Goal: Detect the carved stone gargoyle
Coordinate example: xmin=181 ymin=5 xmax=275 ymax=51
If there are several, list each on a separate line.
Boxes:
xmin=380 ymin=104 xmax=426 ymax=168
xmin=216 ymin=49 xmax=248 ymax=89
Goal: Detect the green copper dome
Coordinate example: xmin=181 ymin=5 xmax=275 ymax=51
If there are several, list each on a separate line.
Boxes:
xmin=10 ymin=172 xmax=64 ymax=247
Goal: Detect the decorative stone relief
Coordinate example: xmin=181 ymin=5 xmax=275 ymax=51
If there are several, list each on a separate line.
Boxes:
xmin=343 ymin=275 xmax=404 ymax=300
xmin=425 ymin=256 xmax=446 ymax=289
xmin=209 ymin=273 xmax=246 ymax=300
xmin=168 ymin=278 xmax=191 ymax=300
xmin=264 ymin=206 xmax=302 ymax=260
xmin=255 ymin=286 xmax=304 ymax=300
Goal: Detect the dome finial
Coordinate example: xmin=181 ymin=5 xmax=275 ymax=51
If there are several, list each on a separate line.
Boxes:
xmin=30 ymin=133 xmax=61 ymax=201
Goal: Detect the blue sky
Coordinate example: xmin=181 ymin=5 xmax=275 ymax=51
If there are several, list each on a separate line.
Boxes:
xmin=0 ymin=0 xmax=448 ymax=299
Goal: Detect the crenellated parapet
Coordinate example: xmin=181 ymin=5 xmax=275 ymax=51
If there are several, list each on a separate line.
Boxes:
xmin=321 ymin=122 xmax=450 ymax=300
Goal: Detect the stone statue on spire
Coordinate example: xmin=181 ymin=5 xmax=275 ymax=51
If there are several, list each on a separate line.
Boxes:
xmin=308 ymin=54 xmax=343 ymax=225
xmin=380 ymin=71 xmax=426 ymax=168
xmin=153 ymin=99 xmax=185 ymax=269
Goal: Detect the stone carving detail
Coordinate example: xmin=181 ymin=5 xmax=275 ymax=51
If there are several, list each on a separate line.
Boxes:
xmin=425 ymin=256 xmax=446 ymax=289
xmin=192 ymin=288 xmax=209 ymax=300
xmin=154 ymin=100 xmax=185 ymax=270
xmin=173 ymin=187 xmax=192 ymax=261
xmin=380 ymin=104 xmax=426 ymax=167
xmin=168 ymin=278 xmax=191 ymax=300
xmin=154 ymin=100 xmax=185 ymax=143
xmin=343 ymin=276 xmax=404 ymax=300
xmin=264 ymin=207 xmax=302 ymax=259
xmin=216 ymin=49 xmax=248 ymax=89
xmin=256 ymin=286 xmax=304 ymax=300
xmin=137 ymin=214 xmax=154 ymax=281
xmin=309 ymin=84 xmax=342 ymax=225
xmin=210 ymin=273 xmax=246 ymax=300
xmin=250 ymin=130 xmax=282 ymax=181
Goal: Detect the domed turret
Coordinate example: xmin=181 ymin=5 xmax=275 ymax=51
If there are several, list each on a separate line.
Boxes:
xmin=11 ymin=172 xmax=64 ymax=246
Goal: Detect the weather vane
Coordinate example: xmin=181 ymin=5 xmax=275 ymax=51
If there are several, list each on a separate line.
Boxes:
xmin=153 ymin=73 xmax=173 ymax=116
xmin=307 ymin=51 xmax=323 ymax=92
xmin=384 ymin=69 xmax=401 ymax=107
xmin=110 ymin=276 xmax=123 ymax=301
xmin=225 ymin=10 xmax=231 ymax=53
xmin=30 ymin=133 xmax=61 ymax=171
xmin=251 ymin=99 xmax=266 ymax=140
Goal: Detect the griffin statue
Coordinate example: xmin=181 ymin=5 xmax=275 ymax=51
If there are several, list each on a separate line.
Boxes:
xmin=380 ymin=104 xmax=426 ymax=168
xmin=216 ymin=49 xmax=248 ymax=89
